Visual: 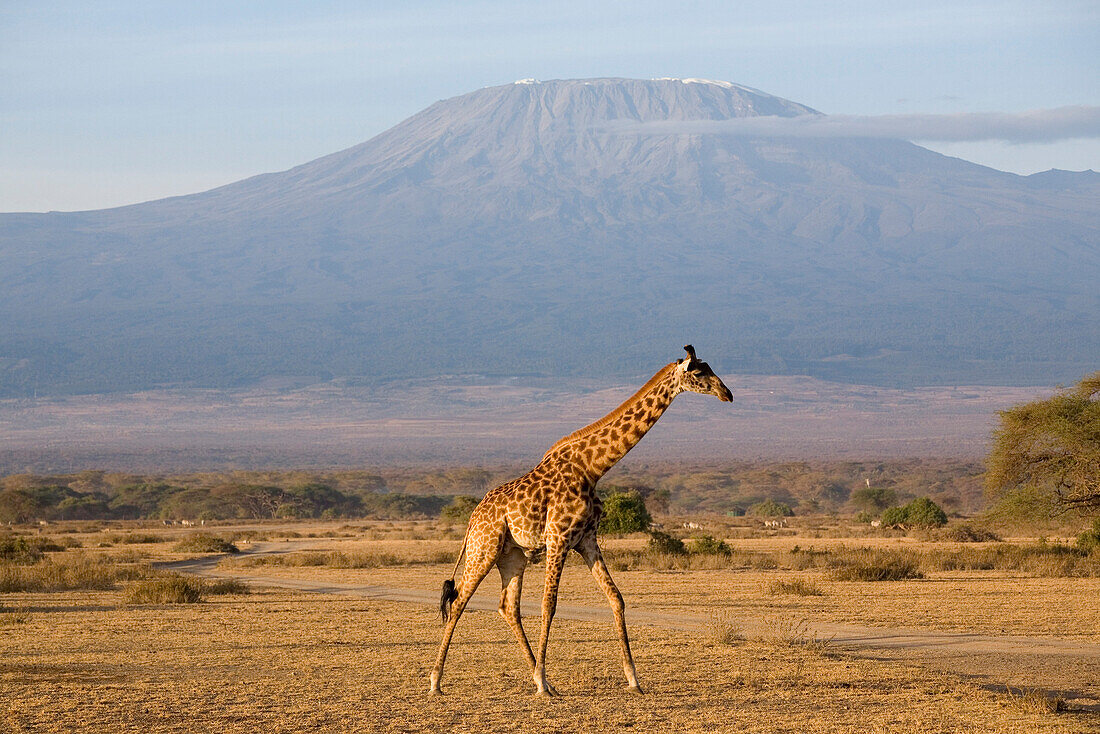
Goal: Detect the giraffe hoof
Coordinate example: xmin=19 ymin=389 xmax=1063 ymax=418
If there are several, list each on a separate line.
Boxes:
xmin=428 ymin=685 xmax=443 ymax=696
xmin=627 ymin=684 xmax=645 ymax=695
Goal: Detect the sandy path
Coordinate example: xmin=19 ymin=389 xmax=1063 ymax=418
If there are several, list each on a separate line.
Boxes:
xmin=164 ymin=543 xmax=1100 ymax=709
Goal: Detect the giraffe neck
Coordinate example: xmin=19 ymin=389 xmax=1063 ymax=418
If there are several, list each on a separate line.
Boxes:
xmin=545 ymin=363 xmax=681 ymax=481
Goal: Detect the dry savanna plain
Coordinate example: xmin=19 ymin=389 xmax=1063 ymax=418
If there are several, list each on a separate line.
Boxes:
xmin=3 ymin=519 xmax=1099 ymax=733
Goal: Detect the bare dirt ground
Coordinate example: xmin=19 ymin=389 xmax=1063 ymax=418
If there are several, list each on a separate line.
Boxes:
xmin=3 ymin=527 xmax=1098 ymax=733
xmin=170 ymin=541 xmax=1100 ymax=711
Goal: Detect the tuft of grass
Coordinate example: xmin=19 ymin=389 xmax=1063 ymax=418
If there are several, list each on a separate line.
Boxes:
xmin=708 ymin=611 xmax=744 ymax=645
xmin=828 ymin=548 xmax=924 ymax=581
xmin=126 ymin=575 xmax=205 ymax=604
xmin=203 ymin=577 xmax=250 ymax=595
xmin=766 ymin=577 xmax=824 ymax=596
xmin=173 ymin=534 xmax=239 ymax=554
xmin=757 ymin=616 xmax=833 ymax=654
xmin=1004 ymin=686 xmax=1067 ymax=714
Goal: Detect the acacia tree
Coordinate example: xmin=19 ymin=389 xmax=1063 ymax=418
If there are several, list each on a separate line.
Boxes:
xmin=986 ymin=372 xmax=1100 ymax=515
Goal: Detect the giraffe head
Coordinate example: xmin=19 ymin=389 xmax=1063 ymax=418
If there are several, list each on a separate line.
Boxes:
xmin=674 ymin=345 xmax=733 ymax=402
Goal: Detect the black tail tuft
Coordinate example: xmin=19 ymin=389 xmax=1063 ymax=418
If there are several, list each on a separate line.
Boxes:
xmin=440 ymin=579 xmax=458 ymax=622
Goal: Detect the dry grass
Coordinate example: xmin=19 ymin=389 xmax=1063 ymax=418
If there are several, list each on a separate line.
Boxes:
xmin=765 ymin=576 xmax=824 ymax=596
xmin=827 ymin=548 xmax=924 ymax=581
xmin=1 ymin=588 xmax=1088 ymax=734
xmin=708 ymin=611 xmax=744 ymax=645
xmin=756 ymin=615 xmax=834 ymax=654
xmin=1 ymin=521 xmax=1097 ymax=732
xmin=231 ymin=549 xmax=453 ymax=568
xmin=0 ymin=551 xmax=154 ymax=592
xmin=125 ymin=574 xmax=250 ymax=604
xmin=1004 ymin=687 xmax=1068 ymax=714
xmin=126 ymin=575 xmax=206 ymax=604
xmin=100 ymin=532 xmax=168 ymax=545
xmin=172 ymin=533 xmax=239 ymax=554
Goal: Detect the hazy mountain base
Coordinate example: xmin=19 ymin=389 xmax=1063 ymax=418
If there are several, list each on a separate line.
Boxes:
xmin=0 ymin=374 xmax=1044 ymax=476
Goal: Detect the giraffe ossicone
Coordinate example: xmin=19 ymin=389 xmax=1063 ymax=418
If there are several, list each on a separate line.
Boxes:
xmin=429 ymin=345 xmax=733 ymax=696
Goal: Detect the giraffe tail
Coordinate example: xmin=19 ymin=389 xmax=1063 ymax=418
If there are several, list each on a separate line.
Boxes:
xmin=440 ymin=531 xmax=468 ymax=622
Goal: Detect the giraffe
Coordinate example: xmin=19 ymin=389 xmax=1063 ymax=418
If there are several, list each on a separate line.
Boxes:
xmin=429 ymin=345 xmax=733 ymax=696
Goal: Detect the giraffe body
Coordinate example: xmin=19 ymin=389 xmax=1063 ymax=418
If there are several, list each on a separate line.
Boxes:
xmin=430 ymin=346 xmax=732 ymax=696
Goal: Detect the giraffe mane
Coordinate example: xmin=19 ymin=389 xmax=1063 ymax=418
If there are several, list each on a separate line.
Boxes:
xmin=543 ymin=362 xmax=678 ymax=459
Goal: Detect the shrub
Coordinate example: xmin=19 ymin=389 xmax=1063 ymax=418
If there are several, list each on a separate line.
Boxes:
xmin=440 ymin=495 xmax=479 ymax=522
xmin=937 ymin=524 xmax=1002 ymax=542
xmin=647 ymin=530 xmax=687 ymax=555
xmin=881 ymin=497 xmax=947 ymax=528
xmin=126 ymin=575 xmax=205 ymax=604
xmin=599 ymin=491 xmax=652 ymax=535
xmin=102 ymin=533 xmax=166 ymax=545
xmin=766 ymin=577 xmax=824 ymax=596
xmin=172 ymin=534 xmax=239 ymax=554
xmin=202 ymin=577 xmax=250 ymax=595
xmin=0 ymin=535 xmax=45 ymax=564
xmin=850 ymin=486 xmax=898 ymax=512
xmin=749 ymin=499 xmax=794 ymax=518
xmin=1077 ymin=518 xmax=1100 ymax=554
xmin=689 ymin=534 xmax=732 ymax=556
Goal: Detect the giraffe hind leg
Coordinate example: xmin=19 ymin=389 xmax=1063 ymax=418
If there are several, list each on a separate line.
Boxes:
xmin=497 ymin=542 xmax=559 ymax=695
xmin=429 ymin=528 xmax=503 ymax=695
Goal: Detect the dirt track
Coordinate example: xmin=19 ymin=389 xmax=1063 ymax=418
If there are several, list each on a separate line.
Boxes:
xmin=165 ymin=543 xmax=1100 ymax=711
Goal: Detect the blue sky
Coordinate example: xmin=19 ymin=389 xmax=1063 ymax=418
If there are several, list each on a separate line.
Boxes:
xmin=2 ymin=1 xmax=1098 ymax=211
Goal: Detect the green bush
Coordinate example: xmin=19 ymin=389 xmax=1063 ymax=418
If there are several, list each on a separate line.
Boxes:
xmin=440 ymin=495 xmax=480 ymax=522
xmin=851 ymin=486 xmax=898 ymax=512
xmin=688 ymin=534 xmax=732 ymax=556
xmin=647 ymin=530 xmax=687 ymax=555
xmin=881 ymin=497 xmax=947 ymax=528
xmin=1 ymin=536 xmax=47 ymax=564
xmin=749 ymin=499 xmax=794 ymax=518
xmin=599 ymin=491 xmax=652 ymax=534
xmin=1078 ymin=518 xmax=1100 ymax=554
xmin=172 ymin=534 xmax=239 ymax=554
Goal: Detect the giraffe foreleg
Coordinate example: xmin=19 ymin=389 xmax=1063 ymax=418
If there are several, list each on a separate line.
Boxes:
xmin=578 ymin=535 xmax=643 ymax=693
xmin=532 ymin=543 xmax=568 ymax=696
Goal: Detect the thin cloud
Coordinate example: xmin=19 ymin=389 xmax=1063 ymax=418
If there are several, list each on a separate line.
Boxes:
xmin=600 ymin=106 xmax=1100 ymax=143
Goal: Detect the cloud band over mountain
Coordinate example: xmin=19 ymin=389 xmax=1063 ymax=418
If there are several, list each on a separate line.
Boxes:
xmin=601 ymin=106 xmax=1100 ymax=143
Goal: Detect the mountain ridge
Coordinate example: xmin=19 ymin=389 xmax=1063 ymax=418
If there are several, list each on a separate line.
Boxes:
xmin=1 ymin=78 xmax=1097 ymax=396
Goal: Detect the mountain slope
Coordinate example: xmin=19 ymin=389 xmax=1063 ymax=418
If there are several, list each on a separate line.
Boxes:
xmin=1 ymin=78 xmax=1098 ymax=395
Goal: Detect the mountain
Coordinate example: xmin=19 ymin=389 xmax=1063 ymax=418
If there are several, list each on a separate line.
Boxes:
xmin=1 ymin=77 xmax=1098 ymax=396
